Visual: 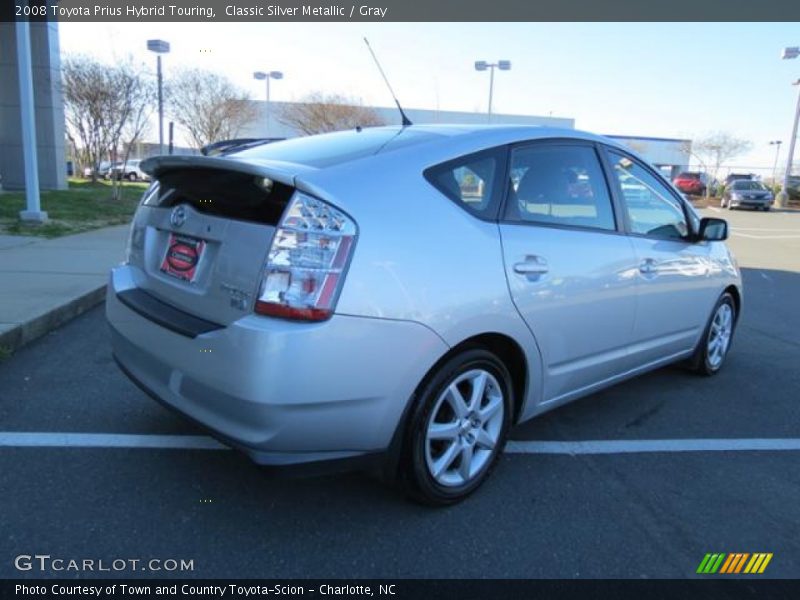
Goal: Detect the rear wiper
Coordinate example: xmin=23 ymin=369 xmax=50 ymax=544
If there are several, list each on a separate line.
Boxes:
xmin=200 ymin=138 xmax=285 ymax=157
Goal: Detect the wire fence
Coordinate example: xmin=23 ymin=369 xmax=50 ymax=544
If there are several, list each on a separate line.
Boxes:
xmin=689 ymin=164 xmax=799 ymax=185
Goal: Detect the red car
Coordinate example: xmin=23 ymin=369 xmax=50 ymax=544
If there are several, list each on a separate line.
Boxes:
xmin=673 ymin=172 xmax=706 ymax=195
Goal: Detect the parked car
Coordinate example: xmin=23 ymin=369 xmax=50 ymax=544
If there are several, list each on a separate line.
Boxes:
xmin=722 ymin=180 xmax=774 ymax=211
xmin=673 ymin=172 xmax=706 ymax=195
xmin=109 ymin=159 xmax=149 ymax=181
xmin=107 ymin=126 xmax=742 ymax=504
xmin=82 ymin=160 xmax=113 ymax=179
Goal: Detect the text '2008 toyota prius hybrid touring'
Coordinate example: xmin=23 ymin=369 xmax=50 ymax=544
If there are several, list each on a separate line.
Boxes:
xmin=107 ymin=125 xmax=742 ymax=505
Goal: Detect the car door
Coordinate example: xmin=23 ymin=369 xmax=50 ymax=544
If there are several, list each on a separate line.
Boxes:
xmin=499 ymin=141 xmax=640 ymax=403
xmin=603 ymin=147 xmax=721 ymax=364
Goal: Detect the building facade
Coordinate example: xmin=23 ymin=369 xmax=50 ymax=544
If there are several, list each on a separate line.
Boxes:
xmin=0 ymin=22 xmax=67 ymax=191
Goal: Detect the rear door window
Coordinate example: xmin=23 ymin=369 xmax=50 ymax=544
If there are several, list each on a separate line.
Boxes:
xmin=504 ymin=143 xmax=617 ymax=231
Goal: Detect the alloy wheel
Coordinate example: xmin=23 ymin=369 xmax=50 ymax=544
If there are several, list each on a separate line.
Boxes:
xmin=424 ymin=369 xmax=505 ymax=487
xmin=707 ymin=303 xmax=733 ymax=369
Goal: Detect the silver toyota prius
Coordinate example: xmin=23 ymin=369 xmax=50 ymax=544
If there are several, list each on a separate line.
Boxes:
xmin=107 ymin=125 xmax=742 ymax=504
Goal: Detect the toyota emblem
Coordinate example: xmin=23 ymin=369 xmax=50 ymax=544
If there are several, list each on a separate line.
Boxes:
xmin=170 ymin=205 xmax=187 ymax=228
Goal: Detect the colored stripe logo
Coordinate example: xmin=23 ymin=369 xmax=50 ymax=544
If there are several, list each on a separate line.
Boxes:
xmin=697 ymin=553 xmax=773 ymax=574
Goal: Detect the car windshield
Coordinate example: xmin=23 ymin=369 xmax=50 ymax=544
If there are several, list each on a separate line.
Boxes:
xmin=732 ymin=181 xmax=766 ymax=190
xmin=233 ymin=127 xmax=442 ymax=168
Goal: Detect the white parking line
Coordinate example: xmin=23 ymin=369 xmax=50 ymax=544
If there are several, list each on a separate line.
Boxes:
xmin=707 ymin=206 xmax=721 ymax=213
xmin=2 ymin=432 xmax=800 ymax=455
xmin=731 ymin=232 xmax=800 ymax=239
xmin=505 ymin=438 xmax=800 ymax=454
xmin=0 ymin=432 xmax=228 ymax=450
xmin=732 ymin=227 xmax=800 ymax=231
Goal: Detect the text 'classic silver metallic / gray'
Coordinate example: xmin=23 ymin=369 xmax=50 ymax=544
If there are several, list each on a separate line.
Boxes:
xmin=106 ymin=125 xmax=742 ymax=504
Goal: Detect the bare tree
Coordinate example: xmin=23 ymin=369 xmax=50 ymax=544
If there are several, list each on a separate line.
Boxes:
xmin=688 ymin=133 xmax=753 ymax=199
xmin=62 ymin=55 xmax=154 ymax=196
xmin=277 ymin=92 xmax=386 ymax=135
xmin=167 ymin=68 xmax=257 ymax=149
xmin=107 ymin=64 xmax=155 ymax=199
xmin=62 ymin=56 xmax=115 ymax=182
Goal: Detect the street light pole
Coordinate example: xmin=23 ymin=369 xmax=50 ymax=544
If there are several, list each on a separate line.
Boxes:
xmin=487 ymin=65 xmax=495 ymax=121
xmin=780 ymin=81 xmax=800 ymax=206
xmin=147 ymin=39 xmax=170 ymax=156
xmin=778 ymin=47 xmax=800 ymax=207
xmin=769 ymin=140 xmax=782 ymax=184
xmin=474 ymin=60 xmax=511 ymax=123
xmin=157 ymin=55 xmax=163 ymax=154
xmin=253 ymin=71 xmax=283 ymax=137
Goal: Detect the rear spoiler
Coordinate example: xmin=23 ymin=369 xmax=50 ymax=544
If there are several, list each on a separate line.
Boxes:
xmin=139 ymin=154 xmax=309 ymax=187
xmin=200 ymin=138 xmax=285 ymax=157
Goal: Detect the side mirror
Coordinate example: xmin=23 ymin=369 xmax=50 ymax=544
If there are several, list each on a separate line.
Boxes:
xmin=697 ymin=217 xmax=728 ymax=241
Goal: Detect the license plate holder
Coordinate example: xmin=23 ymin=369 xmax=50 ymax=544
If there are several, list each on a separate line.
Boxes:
xmin=160 ymin=233 xmax=206 ymax=282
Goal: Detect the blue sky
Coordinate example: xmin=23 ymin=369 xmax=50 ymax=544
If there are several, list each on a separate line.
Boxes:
xmin=59 ymin=22 xmax=800 ymax=170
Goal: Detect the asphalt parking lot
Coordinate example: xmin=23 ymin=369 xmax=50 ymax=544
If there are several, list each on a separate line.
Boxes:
xmin=1 ymin=207 xmax=799 ymax=579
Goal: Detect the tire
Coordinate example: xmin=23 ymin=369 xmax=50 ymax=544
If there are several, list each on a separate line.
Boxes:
xmin=688 ymin=292 xmax=736 ymax=376
xmin=127 ymin=172 xmax=138 ymax=182
xmin=763 ymin=206 xmax=771 ymax=212
xmin=400 ymin=348 xmax=513 ymax=506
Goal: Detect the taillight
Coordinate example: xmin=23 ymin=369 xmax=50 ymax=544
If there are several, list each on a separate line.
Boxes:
xmin=255 ymin=192 xmax=357 ymax=321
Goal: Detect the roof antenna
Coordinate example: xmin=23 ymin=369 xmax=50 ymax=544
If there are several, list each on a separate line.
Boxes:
xmin=363 ymin=37 xmax=412 ymax=127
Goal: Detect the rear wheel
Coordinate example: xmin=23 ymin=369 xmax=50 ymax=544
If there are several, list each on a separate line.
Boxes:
xmin=127 ymin=172 xmax=138 ymax=182
xmin=689 ymin=292 xmax=736 ymax=376
xmin=401 ymin=349 xmax=512 ymax=505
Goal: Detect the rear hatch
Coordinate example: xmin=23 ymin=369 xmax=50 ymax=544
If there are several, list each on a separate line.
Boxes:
xmin=126 ymin=156 xmax=300 ymax=326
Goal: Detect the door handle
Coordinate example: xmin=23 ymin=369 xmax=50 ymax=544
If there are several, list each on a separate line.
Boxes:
xmin=513 ymin=256 xmax=549 ymax=276
xmin=639 ymin=258 xmax=658 ymax=275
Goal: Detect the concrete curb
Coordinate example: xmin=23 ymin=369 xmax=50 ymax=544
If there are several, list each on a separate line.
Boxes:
xmin=0 ymin=285 xmax=106 ymax=353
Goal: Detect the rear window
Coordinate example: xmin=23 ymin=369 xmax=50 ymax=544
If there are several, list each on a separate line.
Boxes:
xmin=144 ymin=168 xmax=294 ymax=225
xmin=233 ymin=127 xmax=441 ymax=168
xmin=677 ymin=172 xmax=700 ymax=180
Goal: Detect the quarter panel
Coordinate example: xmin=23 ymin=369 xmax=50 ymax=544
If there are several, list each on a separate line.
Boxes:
xmin=298 ymin=161 xmax=546 ymax=419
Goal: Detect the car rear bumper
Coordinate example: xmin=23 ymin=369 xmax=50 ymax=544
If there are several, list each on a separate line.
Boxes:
xmin=106 ymin=265 xmax=449 ymax=466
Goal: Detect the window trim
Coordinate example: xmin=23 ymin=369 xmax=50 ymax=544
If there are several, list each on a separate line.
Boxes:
xmin=423 ymin=146 xmax=509 ymax=222
xmin=599 ymin=144 xmax=697 ymax=242
xmin=499 ymin=138 xmax=624 ymax=235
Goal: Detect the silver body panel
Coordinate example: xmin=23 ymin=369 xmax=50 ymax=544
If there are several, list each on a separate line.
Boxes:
xmin=107 ymin=125 xmax=742 ymax=465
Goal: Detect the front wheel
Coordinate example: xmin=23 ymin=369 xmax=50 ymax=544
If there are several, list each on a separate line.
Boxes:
xmin=127 ymin=172 xmax=138 ymax=182
xmin=401 ymin=349 xmax=513 ymax=505
xmin=689 ymin=292 xmax=736 ymax=376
